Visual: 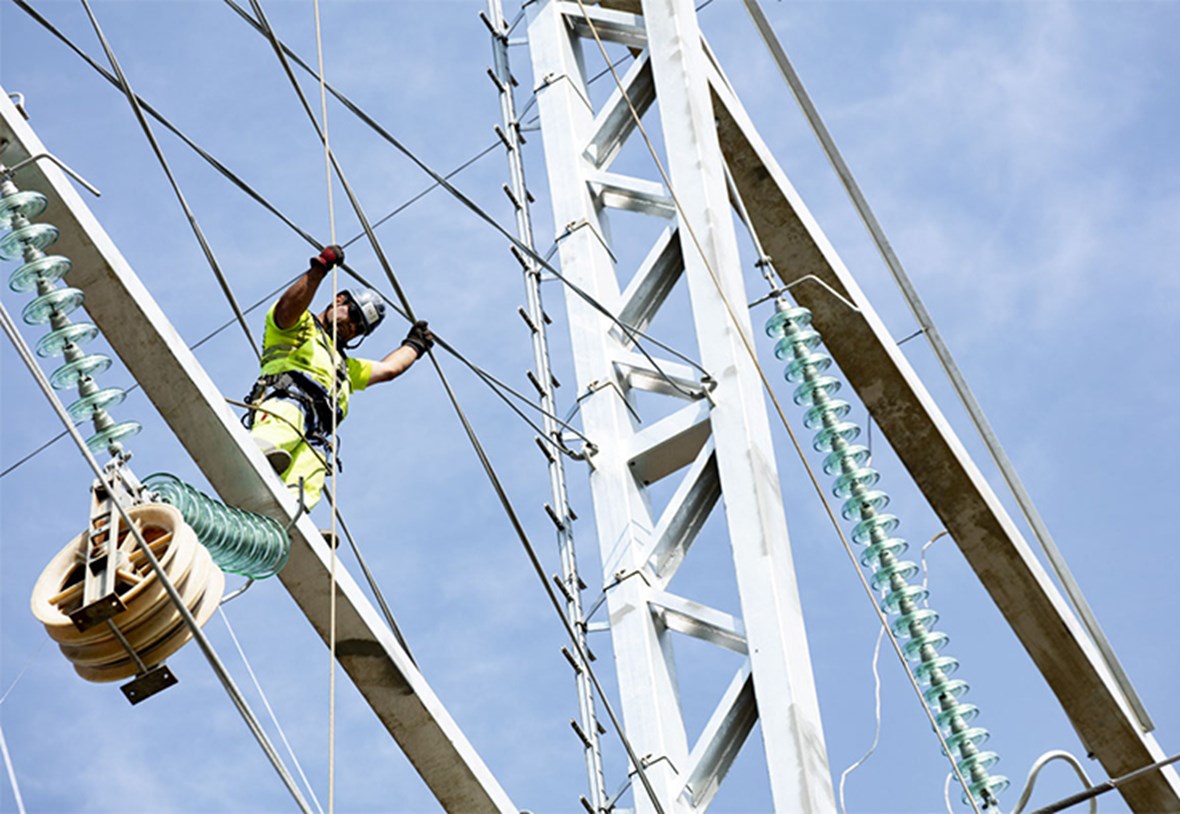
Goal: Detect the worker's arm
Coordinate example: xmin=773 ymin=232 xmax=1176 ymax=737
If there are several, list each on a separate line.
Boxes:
xmin=274 ymin=245 xmax=344 ymax=329
xmin=368 ymin=321 xmax=434 ymax=385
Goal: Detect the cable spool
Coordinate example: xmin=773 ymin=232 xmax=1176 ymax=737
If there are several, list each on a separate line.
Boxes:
xmin=766 ymin=298 xmax=1009 ymax=808
xmin=30 ymin=504 xmax=224 ymax=683
xmin=144 ymin=473 xmax=290 ymax=580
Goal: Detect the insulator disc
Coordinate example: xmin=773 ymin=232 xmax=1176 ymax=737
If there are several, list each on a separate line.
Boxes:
xmin=793 ymin=375 xmax=841 ymax=406
xmin=870 ymin=559 xmax=920 ymax=591
xmin=891 ymin=606 xmax=939 ymax=637
xmin=935 ymin=702 xmax=980 ymax=729
xmin=783 ymin=351 xmax=832 ymax=383
xmin=912 ymin=654 xmax=960 ymax=681
xmin=852 ymin=513 xmax=900 ymax=545
xmin=0 ymin=222 xmax=59 ymax=260
xmin=812 ymin=420 xmax=861 ymax=452
xmin=86 ymin=421 xmax=142 ymax=453
xmin=8 ymin=254 xmax=70 ymax=293
xmin=824 ymin=444 xmax=870 ymax=476
xmin=882 ymin=583 xmax=929 ymax=613
xmin=764 ymin=305 xmax=812 ymax=338
xmin=833 ymin=465 xmax=879 ymax=498
xmin=67 ymin=387 xmax=127 ymax=422
xmin=805 ymin=399 xmax=851 ymax=430
xmin=36 ymin=323 xmax=99 ymax=357
xmin=860 ymin=537 xmax=908 ymax=567
xmin=945 ymin=726 xmax=990 ymax=753
xmin=50 ymin=353 xmax=112 ymax=390
xmin=0 ymin=190 xmax=49 ymax=228
xmin=773 ymin=329 xmax=821 ymax=360
xmin=923 ymin=677 xmax=969 ymax=706
xmin=964 ymin=774 xmax=1009 ymax=805
xmin=903 ymin=629 xmax=950 ymax=660
xmin=21 ymin=286 xmax=84 ymax=325
xmin=841 ymin=488 xmax=890 ymax=521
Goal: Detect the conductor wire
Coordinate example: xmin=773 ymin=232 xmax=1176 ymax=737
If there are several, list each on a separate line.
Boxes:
xmin=309 ymin=2 xmax=341 ymax=809
xmin=243 ymin=4 xmax=666 ymax=809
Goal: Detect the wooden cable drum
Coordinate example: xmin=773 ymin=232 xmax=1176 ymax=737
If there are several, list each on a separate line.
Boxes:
xmin=30 ymin=503 xmax=224 ymax=683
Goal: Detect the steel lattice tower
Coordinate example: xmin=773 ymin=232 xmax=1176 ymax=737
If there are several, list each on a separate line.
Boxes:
xmin=525 ymin=2 xmax=835 ymax=810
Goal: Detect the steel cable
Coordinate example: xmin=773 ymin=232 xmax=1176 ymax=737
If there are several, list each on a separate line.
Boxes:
xmin=242 ymin=3 xmax=667 ymax=809
xmin=77 ymin=0 xmax=259 ymax=362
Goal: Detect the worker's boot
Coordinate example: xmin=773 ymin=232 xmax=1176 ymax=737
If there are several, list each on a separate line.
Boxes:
xmin=253 ymin=438 xmax=291 ymax=475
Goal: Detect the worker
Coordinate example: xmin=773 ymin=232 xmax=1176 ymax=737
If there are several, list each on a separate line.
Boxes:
xmin=244 ymin=244 xmax=433 ymax=508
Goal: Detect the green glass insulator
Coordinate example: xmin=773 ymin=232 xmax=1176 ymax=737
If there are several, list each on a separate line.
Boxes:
xmin=67 ymin=387 xmax=127 ymax=422
xmin=904 ymin=629 xmax=950 ymax=660
xmin=813 ymin=420 xmax=861 ymax=452
xmin=870 ymin=559 xmax=919 ymax=591
xmin=0 ymin=222 xmax=58 ymax=259
xmin=965 ymin=774 xmax=1010 ymax=805
xmin=860 ymin=536 xmax=908 ymax=567
xmin=805 ymin=399 xmax=850 ymax=430
xmin=783 ymin=351 xmax=832 ymax=383
xmin=50 ymin=354 xmax=112 ymax=390
xmin=833 ymin=465 xmax=879 ymax=497
xmin=21 ymin=286 xmax=84 ymax=325
xmin=891 ymin=607 xmax=939 ymax=638
xmin=773 ymin=328 xmax=822 ymax=359
xmin=8 ymin=254 xmax=70 ymax=292
xmin=913 ymin=654 xmax=960 ymax=682
xmin=841 ymin=488 xmax=890 ymax=520
xmin=883 ymin=583 xmax=929 ymax=613
xmin=944 ymin=726 xmax=990 ymax=753
xmin=85 ymin=420 xmax=141 ymax=453
xmin=0 ymin=190 xmax=49 ymax=228
xmin=764 ymin=305 xmax=812 ymax=338
xmin=923 ymin=678 xmax=969 ymax=706
xmin=36 ymin=323 xmax=99 ymax=357
xmin=935 ymin=702 xmax=980 ymax=729
xmin=852 ymin=513 xmax=900 ymax=545
xmin=793 ymin=375 xmax=841 ymax=406
xmin=824 ymin=444 xmax=870 ymax=476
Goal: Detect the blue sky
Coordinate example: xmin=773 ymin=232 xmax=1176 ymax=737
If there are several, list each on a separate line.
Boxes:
xmin=1 ymin=2 xmax=1177 ymax=813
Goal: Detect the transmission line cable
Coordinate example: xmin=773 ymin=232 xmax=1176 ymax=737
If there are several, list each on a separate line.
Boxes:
xmin=738 ymin=0 xmax=1150 ymax=730
xmin=222 ymin=0 xmax=711 ymax=401
xmin=305 ymin=2 xmax=344 ymax=807
xmin=219 ymin=607 xmax=327 ymax=814
xmin=569 ymin=3 xmax=983 ymax=808
xmin=0 ymin=297 xmax=313 ymax=814
xmin=77 ymin=0 xmax=260 ymax=362
xmin=0 ymin=721 xmax=26 ymax=814
xmin=242 ymin=4 xmax=667 ymax=809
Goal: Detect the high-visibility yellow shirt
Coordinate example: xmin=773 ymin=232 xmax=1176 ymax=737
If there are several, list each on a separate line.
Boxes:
xmin=258 ymin=305 xmax=374 ymax=420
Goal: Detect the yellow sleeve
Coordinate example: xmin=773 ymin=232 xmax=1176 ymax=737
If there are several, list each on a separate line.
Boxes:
xmin=348 ymin=357 xmax=374 ymax=392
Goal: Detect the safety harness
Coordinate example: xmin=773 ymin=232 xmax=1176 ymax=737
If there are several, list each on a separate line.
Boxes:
xmin=243 ymin=316 xmax=352 ymax=471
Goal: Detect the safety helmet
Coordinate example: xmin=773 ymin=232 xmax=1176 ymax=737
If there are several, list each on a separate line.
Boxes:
xmin=340 ymin=288 xmax=385 ymax=341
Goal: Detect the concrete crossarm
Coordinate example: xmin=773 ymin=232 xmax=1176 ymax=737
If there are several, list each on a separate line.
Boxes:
xmin=0 ymin=90 xmax=516 ymax=814
xmin=702 ymin=56 xmax=1180 ymax=813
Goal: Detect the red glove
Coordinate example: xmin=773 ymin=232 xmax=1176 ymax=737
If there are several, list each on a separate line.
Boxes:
xmin=311 ymin=244 xmax=345 ymax=271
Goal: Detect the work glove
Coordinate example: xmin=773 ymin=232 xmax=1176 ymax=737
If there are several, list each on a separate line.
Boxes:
xmin=401 ymin=320 xmax=435 ymax=359
xmin=310 ymin=244 xmax=345 ymax=271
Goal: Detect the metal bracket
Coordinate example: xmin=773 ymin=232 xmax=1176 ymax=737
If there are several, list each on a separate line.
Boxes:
xmin=120 ymin=664 xmax=179 ymax=705
xmin=748 ymin=273 xmax=861 ymax=314
xmin=1 ymin=151 xmax=101 ymax=197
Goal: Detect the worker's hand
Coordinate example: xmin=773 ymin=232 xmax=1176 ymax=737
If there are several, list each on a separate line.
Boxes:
xmin=310 ymin=244 xmax=345 ymax=271
xmin=401 ymin=320 xmax=435 ymax=359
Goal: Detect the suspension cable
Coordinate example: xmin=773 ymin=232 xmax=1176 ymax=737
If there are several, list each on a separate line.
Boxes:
xmin=308 ymin=2 xmax=343 ymax=806
xmin=0 ymin=721 xmax=26 ymax=814
xmin=218 ymin=607 xmax=327 ymax=814
xmin=243 ymin=4 xmax=666 ymax=809
xmin=77 ymin=0 xmax=259 ymax=361
xmin=222 ymin=0 xmax=711 ymax=400
xmin=0 ymin=297 xmax=313 ymax=814
xmin=569 ymin=3 xmax=983 ymax=808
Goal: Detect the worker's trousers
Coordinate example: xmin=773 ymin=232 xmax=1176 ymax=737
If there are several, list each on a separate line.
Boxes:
xmin=249 ymin=397 xmax=328 ymax=509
